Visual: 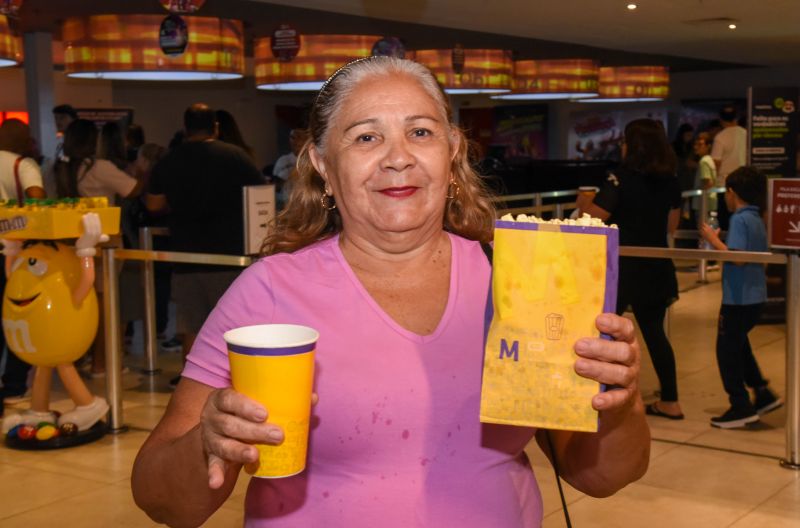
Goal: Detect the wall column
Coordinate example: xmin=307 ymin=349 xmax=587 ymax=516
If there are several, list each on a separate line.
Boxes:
xmin=23 ymin=32 xmax=57 ymax=194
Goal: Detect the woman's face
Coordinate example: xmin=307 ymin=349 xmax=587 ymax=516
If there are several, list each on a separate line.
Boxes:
xmin=310 ymin=74 xmax=456 ymax=245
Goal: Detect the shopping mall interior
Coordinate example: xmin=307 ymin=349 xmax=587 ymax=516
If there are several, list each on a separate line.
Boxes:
xmin=0 ymin=1 xmax=798 ymax=526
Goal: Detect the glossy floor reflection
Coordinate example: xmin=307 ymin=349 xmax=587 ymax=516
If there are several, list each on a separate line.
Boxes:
xmin=0 ymin=268 xmax=797 ymax=527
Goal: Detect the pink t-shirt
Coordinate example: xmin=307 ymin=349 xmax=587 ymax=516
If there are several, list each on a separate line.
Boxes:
xmin=184 ymin=233 xmax=543 ymax=527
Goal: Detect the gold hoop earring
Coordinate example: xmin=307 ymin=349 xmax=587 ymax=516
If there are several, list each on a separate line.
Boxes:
xmin=321 ymin=189 xmax=337 ymax=211
xmin=446 ymin=179 xmax=460 ymax=200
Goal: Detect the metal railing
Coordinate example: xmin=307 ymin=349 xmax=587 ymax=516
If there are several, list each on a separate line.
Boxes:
xmin=493 ymin=187 xmax=729 ymax=284
xmin=140 ymin=226 xmax=168 ymax=375
xmin=492 ymin=190 xmax=578 ymax=219
xmin=100 ymin=212 xmax=798 ymax=471
xmin=678 ymin=186 xmax=727 ymax=283
xmin=101 ymin=240 xmax=252 ymax=437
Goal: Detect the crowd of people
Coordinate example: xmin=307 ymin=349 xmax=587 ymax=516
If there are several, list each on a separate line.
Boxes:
xmin=0 ymin=101 xmax=280 ymax=414
xmin=672 ymin=105 xmax=748 ymax=231
xmin=577 ymin=112 xmax=782 ymax=429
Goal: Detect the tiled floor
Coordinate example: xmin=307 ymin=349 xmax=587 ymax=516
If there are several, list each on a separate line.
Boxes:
xmin=1 ymin=268 xmax=797 ymax=527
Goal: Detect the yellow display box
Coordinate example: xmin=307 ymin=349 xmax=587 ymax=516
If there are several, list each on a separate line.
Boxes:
xmin=0 ymin=197 xmax=121 ymax=240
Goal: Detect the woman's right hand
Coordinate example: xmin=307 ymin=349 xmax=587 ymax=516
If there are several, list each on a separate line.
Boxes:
xmin=199 ymin=388 xmax=284 ymax=489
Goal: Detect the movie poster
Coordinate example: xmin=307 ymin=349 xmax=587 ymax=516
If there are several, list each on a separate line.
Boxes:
xmin=460 ymin=105 xmax=548 ymax=162
xmin=567 ymin=108 xmax=667 ymax=161
xmin=491 ymin=105 xmax=548 ymax=160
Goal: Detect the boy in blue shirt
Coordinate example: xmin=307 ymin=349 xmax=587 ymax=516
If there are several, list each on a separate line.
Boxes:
xmin=700 ymin=166 xmax=782 ymax=428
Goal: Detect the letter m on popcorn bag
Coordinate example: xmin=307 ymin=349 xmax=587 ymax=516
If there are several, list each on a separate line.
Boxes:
xmin=480 ymin=219 xmax=619 ymax=432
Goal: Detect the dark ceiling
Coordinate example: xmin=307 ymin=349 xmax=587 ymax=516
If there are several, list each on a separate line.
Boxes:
xmin=13 ymin=0 xmax=754 ymax=72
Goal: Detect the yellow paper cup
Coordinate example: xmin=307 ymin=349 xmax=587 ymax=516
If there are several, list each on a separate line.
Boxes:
xmin=224 ymin=324 xmax=317 ymax=478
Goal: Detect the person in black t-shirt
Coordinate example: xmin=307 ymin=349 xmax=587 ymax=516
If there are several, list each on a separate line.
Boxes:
xmin=577 ymin=118 xmax=684 ymax=420
xmin=145 ymin=104 xmax=263 ymax=386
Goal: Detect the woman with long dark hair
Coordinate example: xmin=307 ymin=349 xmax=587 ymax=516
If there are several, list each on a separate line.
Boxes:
xmin=98 ymin=121 xmax=128 ymax=171
xmin=56 ymin=119 xmax=141 ymax=376
xmin=578 ymin=118 xmax=684 ymax=419
xmin=57 ymin=119 xmax=140 ymax=201
xmin=0 ymin=118 xmax=46 ymax=200
xmin=0 ymin=118 xmax=46 ymax=410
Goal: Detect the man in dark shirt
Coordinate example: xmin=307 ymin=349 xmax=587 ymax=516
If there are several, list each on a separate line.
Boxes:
xmin=145 ymin=104 xmax=263 ymax=385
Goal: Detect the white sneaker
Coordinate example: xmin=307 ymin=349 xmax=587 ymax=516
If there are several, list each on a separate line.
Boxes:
xmin=58 ymin=397 xmax=109 ymax=431
xmin=2 ymin=409 xmax=58 ymax=434
xmin=3 ymin=389 xmax=32 ymax=405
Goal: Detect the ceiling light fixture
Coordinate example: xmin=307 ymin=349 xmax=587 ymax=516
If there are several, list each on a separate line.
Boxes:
xmin=413 ymin=48 xmax=512 ymax=94
xmin=627 ymin=3 xmax=637 ymax=10
xmin=728 ymin=23 xmax=737 ymax=29
xmin=580 ymin=66 xmax=669 ymax=103
xmin=492 ymin=59 xmax=599 ymax=100
xmin=255 ymin=34 xmax=380 ymax=90
xmin=0 ymin=14 xmax=21 ymax=67
xmin=63 ymin=14 xmax=244 ymax=81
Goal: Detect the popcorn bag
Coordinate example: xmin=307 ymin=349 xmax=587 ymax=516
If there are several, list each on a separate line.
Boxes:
xmin=480 ymin=215 xmax=619 ymax=432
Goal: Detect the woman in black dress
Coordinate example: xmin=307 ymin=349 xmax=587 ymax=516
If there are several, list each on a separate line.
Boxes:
xmin=578 ymin=118 xmax=684 ymax=419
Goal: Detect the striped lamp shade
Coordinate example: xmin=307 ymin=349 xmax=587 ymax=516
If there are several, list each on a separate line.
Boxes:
xmin=582 ymin=66 xmax=669 ymax=102
xmin=413 ymin=48 xmax=512 ymax=94
xmin=255 ymin=34 xmax=380 ymax=90
xmin=63 ymin=14 xmax=244 ymax=80
xmin=0 ymin=14 xmax=21 ymax=67
xmin=494 ymin=59 xmax=599 ymax=100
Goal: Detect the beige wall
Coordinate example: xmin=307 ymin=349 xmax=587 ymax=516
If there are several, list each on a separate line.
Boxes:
xmin=110 ymin=75 xmax=313 ymax=170
xmin=0 ymin=66 xmax=113 ymax=111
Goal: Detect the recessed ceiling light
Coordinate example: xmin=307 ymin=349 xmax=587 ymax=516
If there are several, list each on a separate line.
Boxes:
xmin=627 ymin=3 xmax=637 ymax=10
xmin=728 ymin=23 xmax=737 ymax=29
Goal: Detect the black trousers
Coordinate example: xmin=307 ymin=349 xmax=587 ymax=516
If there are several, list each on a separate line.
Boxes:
xmin=716 ymin=303 xmax=767 ymax=409
xmin=618 ymin=300 xmax=679 ymax=402
xmin=152 ymin=234 xmax=173 ymax=335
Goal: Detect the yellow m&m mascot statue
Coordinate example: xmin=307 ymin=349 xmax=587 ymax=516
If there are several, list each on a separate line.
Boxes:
xmin=1 ymin=206 xmax=115 ymax=442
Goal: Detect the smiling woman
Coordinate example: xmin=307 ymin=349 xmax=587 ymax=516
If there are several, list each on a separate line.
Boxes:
xmin=263 ymin=56 xmax=496 ymax=256
xmin=309 ymin=74 xmax=455 ymax=248
xmin=132 ymin=56 xmax=650 ymax=528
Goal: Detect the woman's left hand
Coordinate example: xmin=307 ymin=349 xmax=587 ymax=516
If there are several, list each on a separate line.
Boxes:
xmin=573 ymin=313 xmax=640 ymax=413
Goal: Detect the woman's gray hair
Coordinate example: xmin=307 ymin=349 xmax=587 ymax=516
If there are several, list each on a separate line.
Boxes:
xmin=310 ymin=56 xmax=452 ymax=153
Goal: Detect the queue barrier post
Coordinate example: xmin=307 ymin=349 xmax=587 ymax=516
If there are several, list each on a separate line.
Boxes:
xmin=102 ymin=248 xmax=251 ymax=431
xmin=781 ymin=253 xmax=800 ymax=470
xmin=698 ymin=188 xmax=709 ymax=283
xmin=102 ymin=248 xmax=127 ymax=434
xmin=140 ymin=227 xmax=160 ymax=375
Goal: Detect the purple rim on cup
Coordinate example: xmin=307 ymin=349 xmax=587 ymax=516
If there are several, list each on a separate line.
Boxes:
xmin=223 ymin=324 xmax=319 ymax=355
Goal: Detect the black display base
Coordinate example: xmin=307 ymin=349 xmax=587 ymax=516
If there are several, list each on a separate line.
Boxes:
xmin=5 ymin=421 xmax=107 ymax=450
